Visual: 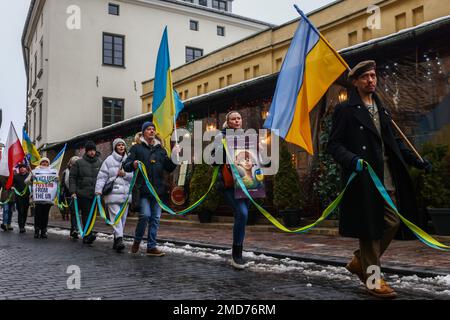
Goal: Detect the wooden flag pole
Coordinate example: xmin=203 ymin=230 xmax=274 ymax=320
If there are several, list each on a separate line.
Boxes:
xmin=390 ymin=119 xmax=424 ymax=163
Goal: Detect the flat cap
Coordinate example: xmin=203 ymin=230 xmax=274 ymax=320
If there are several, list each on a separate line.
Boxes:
xmin=348 ymin=60 xmax=376 ymax=80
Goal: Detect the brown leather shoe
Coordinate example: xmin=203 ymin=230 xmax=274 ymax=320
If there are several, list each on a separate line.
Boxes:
xmin=366 ymin=279 xmax=398 ymax=299
xmin=146 ymin=247 xmax=165 ymax=257
xmin=345 ymin=256 xmax=365 ymax=283
xmin=131 ymin=241 xmax=140 ymax=254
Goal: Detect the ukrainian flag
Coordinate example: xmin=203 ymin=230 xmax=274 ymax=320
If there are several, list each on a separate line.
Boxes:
xmin=152 ymin=27 xmax=183 ymax=156
xmin=264 ymin=6 xmax=349 ymax=155
xmin=50 ymin=143 xmax=67 ymax=172
xmin=22 ymin=128 xmax=41 ymax=166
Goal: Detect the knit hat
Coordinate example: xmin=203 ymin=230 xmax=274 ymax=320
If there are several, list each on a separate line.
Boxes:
xmin=85 ymin=140 xmax=96 ymax=152
xmin=348 ymin=60 xmax=376 ymax=80
xmin=39 ymin=157 xmax=50 ymax=165
xmin=112 ymin=138 xmax=127 ymax=151
xmin=142 ymin=121 xmax=156 ymax=133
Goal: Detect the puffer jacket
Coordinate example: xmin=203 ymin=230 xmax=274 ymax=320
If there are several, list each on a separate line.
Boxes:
xmin=69 ymin=153 xmax=103 ymax=199
xmin=95 ymin=151 xmax=133 ymax=204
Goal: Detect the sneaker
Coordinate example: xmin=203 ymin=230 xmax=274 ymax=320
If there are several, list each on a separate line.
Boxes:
xmin=40 ymin=231 xmax=48 ymax=239
xmin=366 ymin=279 xmax=397 ymax=299
xmin=19 ymin=228 xmax=26 ymax=234
xmin=83 ymin=233 xmax=96 ymax=244
xmin=0 ymin=224 xmax=6 ymax=231
xmin=345 ymin=255 xmax=366 ymax=284
xmin=6 ymin=225 xmax=13 ymax=231
xmin=146 ymin=247 xmax=165 ymax=257
xmin=131 ymin=241 xmax=140 ymax=254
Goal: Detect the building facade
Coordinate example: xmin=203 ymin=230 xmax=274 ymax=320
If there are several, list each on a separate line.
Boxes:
xmin=22 ymin=0 xmax=271 ymax=148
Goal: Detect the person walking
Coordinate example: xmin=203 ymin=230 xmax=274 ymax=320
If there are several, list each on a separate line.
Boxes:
xmin=13 ymin=164 xmax=31 ymax=233
xmin=0 ymin=177 xmax=15 ymax=231
xmin=62 ymin=156 xmax=80 ymax=239
xmin=95 ymin=138 xmax=133 ymax=252
xmin=25 ymin=158 xmax=58 ymax=239
xmin=327 ymin=60 xmax=432 ymax=298
xmin=123 ymin=122 xmax=179 ymax=256
xmin=69 ymin=141 xmax=102 ymax=245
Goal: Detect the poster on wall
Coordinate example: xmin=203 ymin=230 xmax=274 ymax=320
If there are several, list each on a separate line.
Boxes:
xmin=32 ymin=167 xmax=58 ymax=203
xmin=226 ymin=133 xmax=265 ymax=199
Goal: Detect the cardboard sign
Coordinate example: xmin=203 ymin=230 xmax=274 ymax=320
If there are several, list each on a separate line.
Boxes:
xmin=226 ymin=133 xmax=265 ymax=199
xmin=32 ymin=167 xmax=58 ymax=203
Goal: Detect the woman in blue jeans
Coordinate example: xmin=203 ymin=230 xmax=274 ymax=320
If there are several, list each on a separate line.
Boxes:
xmin=215 ymin=111 xmax=254 ymax=270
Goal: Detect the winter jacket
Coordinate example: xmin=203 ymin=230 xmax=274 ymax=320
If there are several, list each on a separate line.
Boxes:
xmin=123 ymin=137 xmax=176 ymax=198
xmin=69 ymin=153 xmax=103 ymax=199
xmin=95 ymin=151 xmax=133 ymax=204
xmin=13 ymin=173 xmax=31 ymax=198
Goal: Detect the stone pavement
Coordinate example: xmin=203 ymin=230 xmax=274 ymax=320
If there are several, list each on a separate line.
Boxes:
xmin=0 ymin=225 xmax=448 ymax=300
xmin=42 ymin=210 xmax=450 ymax=277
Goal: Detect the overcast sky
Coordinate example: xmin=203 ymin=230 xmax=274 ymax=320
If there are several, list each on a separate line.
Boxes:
xmin=0 ymin=0 xmax=334 ymax=144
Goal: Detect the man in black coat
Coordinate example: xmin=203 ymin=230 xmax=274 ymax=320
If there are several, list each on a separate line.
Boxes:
xmin=123 ymin=122 xmax=180 ymax=256
xmin=327 ymin=60 xmax=432 ymax=298
xmin=69 ymin=140 xmax=103 ymax=245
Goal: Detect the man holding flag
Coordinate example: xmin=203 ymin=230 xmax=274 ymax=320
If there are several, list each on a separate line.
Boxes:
xmin=123 ymin=27 xmax=181 ymax=256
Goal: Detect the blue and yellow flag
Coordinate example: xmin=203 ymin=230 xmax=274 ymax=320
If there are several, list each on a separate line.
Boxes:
xmin=264 ymin=5 xmax=349 ymax=155
xmin=22 ymin=128 xmax=41 ymax=166
xmin=50 ymin=143 xmax=67 ymax=172
xmin=153 ymin=27 xmax=183 ymax=156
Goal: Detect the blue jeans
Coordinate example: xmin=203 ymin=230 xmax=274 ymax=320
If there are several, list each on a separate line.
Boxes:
xmin=134 ymin=196 xmax=162 ymax=249
xmin=1 ymin=203 xmax=12 ymax=225
xmin=224 ymin=189 xmax=249 ymax=246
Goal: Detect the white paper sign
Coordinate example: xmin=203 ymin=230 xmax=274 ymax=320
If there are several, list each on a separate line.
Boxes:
xmin=32 ymin=168 xmax=58 ymax=203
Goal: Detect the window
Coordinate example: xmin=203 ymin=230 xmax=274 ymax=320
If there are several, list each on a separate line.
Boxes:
xmin=219 ymin=77 xmax=225 ymax=88
xmin=348 ymin=31 xmax=357 ymax=46
xmin=413 ymin=6 xmax=424 ymax=26
xmin=33 ymin=110 xmax=36 ymax=141
xmin=40 ymin=12 xmax=43 ymax=27
xmin=103 ymin=33 xmax=125 ymax=67
xmin=38 ymin=38 xmax=43 ymax=77
xmin=38 ymin=103 xmax=42 ymax=140
xmin=34 ymin=53 xmax=37 ymax=84
xmin=102 ymin=98 xmax=124 ymax=127
xmin=184 ymin=90 xmax=189 ymax=99
xmin=212 ymin=0 xmax=227 ymax=11
xmin=253 ymin=65 xmax=260 ymax=77
xmin=197 ymin=84 xmax=202 ymax=95
xmin=217 ymin=26 xmax=225 ymax=36
xmin=199 ymin=0 xmax=207 ymax=6
xmin=108 ymin=3 xmax=120 ymax=15
xmin=395 ymin=13 xmax=407 ymax=32
xmin=185 ymin=47 xmax=203 ymax=63
xmin=275 ymin=58 xmax=283 ymax=71
xmin=244 ymin=68 xmax=250 ymax=80
xmin=190 ymin=20 xmax=199 ymax=31
xmin=226 ymin=74 xmax=232 ymax=85
xmin=203 ymin=82 xmax=209 ymax=93
xmin=363 ymin=27 xmax=372 ymax=42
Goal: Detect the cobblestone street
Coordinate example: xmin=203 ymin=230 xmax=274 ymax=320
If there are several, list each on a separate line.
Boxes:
xmin=0 ymin=225 xmax=449 ymax=300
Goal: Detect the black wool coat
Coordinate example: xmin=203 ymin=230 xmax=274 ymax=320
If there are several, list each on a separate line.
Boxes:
xmin=327 ymin=89 xmax=422 ymax=240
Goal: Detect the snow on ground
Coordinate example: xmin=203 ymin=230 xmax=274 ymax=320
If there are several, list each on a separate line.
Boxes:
xmin=14 ymin=224 xmax=450 ymax=297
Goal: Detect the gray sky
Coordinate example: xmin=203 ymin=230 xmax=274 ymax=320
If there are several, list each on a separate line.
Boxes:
xmin=0 ymin=0 xmax=334 ymax=144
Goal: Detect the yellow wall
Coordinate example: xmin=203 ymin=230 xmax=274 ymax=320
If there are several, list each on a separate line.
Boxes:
xmin=142 ymin=0 xmax=450 ymax=111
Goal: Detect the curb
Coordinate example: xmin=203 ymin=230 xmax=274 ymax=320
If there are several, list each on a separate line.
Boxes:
xmin=43 ymin=222 xmax=449 ymax=279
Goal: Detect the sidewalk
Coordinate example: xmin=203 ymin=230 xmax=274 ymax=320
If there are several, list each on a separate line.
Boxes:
xmin=41 ymin=209 xmax=450 ymax=278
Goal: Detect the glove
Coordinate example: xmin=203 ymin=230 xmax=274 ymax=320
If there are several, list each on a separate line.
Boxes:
xmin=414 ymin=158 xmax=432 ymax=173
xmin=352 ymin=157 xmax=366 ymax=173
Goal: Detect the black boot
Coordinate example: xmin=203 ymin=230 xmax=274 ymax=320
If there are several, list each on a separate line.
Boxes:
xmin=0 ymin=224 xmax=6 ymax=231
xmin=40 ymin=229 xmax=48 ymax=239
xmin=231 ymin=245 xmax=246 ymax=270
xmin=115 ymin=237 xmax=125 ymax=252
xmin=34 ymin=229 xmax=40 ymax=239
xmin=112 ymin=237 xmax=118 ymax=250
